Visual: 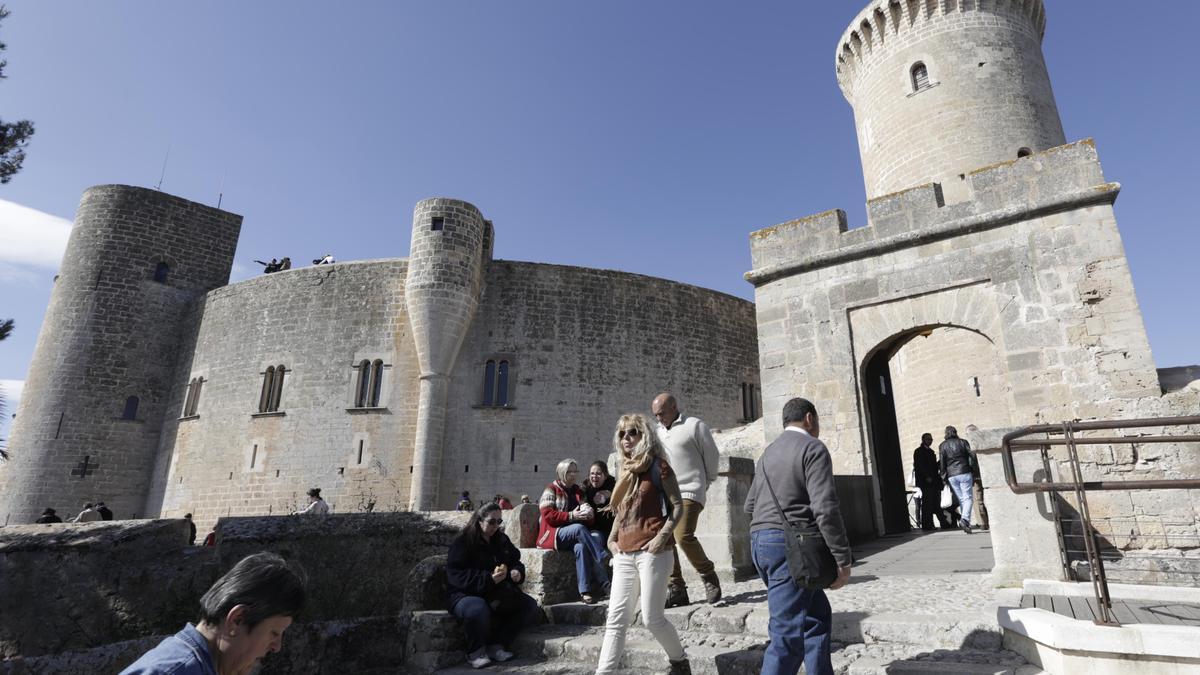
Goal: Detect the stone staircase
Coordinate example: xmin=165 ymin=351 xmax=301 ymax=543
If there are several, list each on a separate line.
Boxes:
xmin=414 ymin=595 xmax=1044 ymax=675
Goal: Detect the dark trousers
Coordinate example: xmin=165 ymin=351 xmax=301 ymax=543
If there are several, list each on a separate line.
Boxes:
xmin=917 ymin=482 xmax=947 ymax=529
xmin=450 ymin=592 xmax=539 ymax=654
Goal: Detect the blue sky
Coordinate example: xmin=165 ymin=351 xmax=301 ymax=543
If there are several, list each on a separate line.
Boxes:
xmin=1 ymin=1 xmax=1198 ymax=437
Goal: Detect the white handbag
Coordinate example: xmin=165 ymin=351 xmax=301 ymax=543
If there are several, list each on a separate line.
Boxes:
xmin=940 ymin=484 xmax=954 ymax=509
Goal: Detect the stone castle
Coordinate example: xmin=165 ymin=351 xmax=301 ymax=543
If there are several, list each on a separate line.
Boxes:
xmin=3 ymin=0 xmax=1198 ymax=561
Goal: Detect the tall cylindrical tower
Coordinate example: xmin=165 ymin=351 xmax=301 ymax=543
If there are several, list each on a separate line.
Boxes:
xmin=0 ymin=185 xmax=241 ymax=524
xmin=404 ymin=198 xmax=489 ymax=510
xmin=836 ymin=0 xmax=1065 ymax=199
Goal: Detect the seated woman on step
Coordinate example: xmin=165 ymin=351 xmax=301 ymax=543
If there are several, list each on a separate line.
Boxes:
xmin=537 ymin=458 xmax=611 ymax=604
xmin=596 ymin=414 xmax=691 ymax=675
xmin=446 ymin=502 xmax=539 ymax=669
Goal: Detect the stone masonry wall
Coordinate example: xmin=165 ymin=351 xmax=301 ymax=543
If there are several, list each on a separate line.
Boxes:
xmin=149 ymin=260 xmax=419 ymax=534
xmin=0 ymin=185 xmax=242 ymax=526
xmin=440 ymin=261 xmax=761 ymax=510
xmin=835 ymin=0 xmax=1064 ymax=199
xmin=748 ymin=139 xmax=1177 ymax=539
xmin=890 ymin=326 xmax=1013 ymax=482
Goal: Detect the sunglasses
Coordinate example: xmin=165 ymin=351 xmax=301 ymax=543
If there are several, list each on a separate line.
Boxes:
xmin=485 ymin=518 xmax=503 ymax=526
xmin=618 ymin=428 xmax=642 ymax=439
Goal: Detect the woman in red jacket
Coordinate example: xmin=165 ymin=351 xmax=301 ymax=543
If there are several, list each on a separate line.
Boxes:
xmin=537 ymin=458 xmax=611 ymax=604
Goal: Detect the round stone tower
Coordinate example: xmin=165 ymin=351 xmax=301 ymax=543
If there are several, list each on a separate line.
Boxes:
xmin=0 ymin=185 xmax=241 ymax=524
xmin=836 ymin=0 xmax=1065 ymax=199
xmin=404 ymin=198 xmax=491 ymax=510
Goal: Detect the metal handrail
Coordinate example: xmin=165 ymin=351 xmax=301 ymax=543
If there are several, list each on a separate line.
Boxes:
xmin=1000 ymin=415 xmax=1200 ymax=627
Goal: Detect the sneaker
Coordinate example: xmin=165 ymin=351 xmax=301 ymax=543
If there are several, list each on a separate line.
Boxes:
xmin=701 ymin=575 xmax=722 ymax=604
xmin=665 ymin=583 xmax=690 ymax=608
xmin=960 ymin=519 xmax=972 ymax=534
xmin=466 ymin=648 xmax=491 ymax=669
xmin=486 ymin=644 xmax=514 ymax=662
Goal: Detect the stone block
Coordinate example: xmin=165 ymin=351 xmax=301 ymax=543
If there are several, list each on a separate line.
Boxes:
xmin=506 ymin=503 xmax=539 ymax=548
xmin=522 ymin=548 xmax=581 ymax=605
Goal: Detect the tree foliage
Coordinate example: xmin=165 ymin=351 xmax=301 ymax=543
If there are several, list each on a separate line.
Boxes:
xmin=0 ymin=5 xmax=35 ymax=184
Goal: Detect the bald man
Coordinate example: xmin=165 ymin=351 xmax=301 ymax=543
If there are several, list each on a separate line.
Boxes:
xmin=652 ymin=393 xmax=722 ymax=606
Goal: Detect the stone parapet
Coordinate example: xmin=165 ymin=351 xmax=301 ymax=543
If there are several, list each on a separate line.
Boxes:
xmin=748 ymin=140 xmax=1112 ymax=285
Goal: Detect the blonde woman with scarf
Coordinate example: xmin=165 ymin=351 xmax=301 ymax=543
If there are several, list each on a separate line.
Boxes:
xmin=595 ymin=414 xmax=691 ymax=675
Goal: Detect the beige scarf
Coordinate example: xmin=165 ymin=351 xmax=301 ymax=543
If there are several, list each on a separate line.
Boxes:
xmin=609 ymin=445 xmax=655 ymax=529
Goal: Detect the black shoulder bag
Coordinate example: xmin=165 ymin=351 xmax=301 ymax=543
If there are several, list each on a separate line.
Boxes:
xmin=761 ymin=465 xmax=839 ymax=589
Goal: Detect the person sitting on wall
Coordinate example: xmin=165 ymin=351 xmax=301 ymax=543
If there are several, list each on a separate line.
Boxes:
xmin=537 ymin=458 xmax=610 ymax=604
xmin=312 ymin=253 xmax=335 ymax=265
xmin=278 ymin=257 xmax=292 ymax=271
xmin=119 ymin=552 xmax=307 ymax=675
xmin=35 ymin=508 xmax=62 ymax=524
xmin=457 ymin=491 xmax=474 ymax=511
xmin=254 ymin=258 xmax=280 ymax=273
xmin=584 ymin=460 xmax=616 ymax=544
xmin=293 ymin=488 xmax=330 ymax=515
xmin=72 ymin=502 xmax=102 ymax=523
xmin=96 ymin=501 xmax=114 ymax=520
xmin=494 ymin=494 xmax=514 ymax=510
xmin=203 ymin=528 xmax=217 ymax=547
xmin=446 ymin=502 xmax=539 ymax=669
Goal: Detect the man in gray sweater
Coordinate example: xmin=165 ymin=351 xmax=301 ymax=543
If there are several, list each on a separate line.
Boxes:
xmin=744 ymin=398 xmax=852 ymax=675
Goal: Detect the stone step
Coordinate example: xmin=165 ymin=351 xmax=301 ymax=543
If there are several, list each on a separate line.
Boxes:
xmin=427 ymin=623 xmax=1037 ymax=675
xmin=545 ymin=601 xmax=1005 ymax=652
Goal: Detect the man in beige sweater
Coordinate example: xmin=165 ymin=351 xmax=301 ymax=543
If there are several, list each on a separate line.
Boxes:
xmin=652 ymin=392 xmax=722 ymax=606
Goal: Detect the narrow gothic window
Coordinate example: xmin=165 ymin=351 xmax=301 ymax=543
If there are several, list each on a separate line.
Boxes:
xmin=911 ymin=62 xmax=930 ymax=92
xmin=355 ymin=359 xmax=371 ymax=408
xmin=482 ymin=360 xmax=496 ymax=406
xmin=369 ymin=359 xmax=384 ymax=407
xmin=269 ymin=364 xmax=286 ymax=411
xmin=496 ymin=360 xmax=510 ymax=406
xmin=153 ymin=262 xmax=170 ymax=283
xmin=122 ymin=396 xmax=139 ymax=420
xmin=183 ymin=377 xmax=204 ymax=417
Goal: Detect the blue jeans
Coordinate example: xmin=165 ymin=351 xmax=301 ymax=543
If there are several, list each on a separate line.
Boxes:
xmin=751 ymin=529 xmax=833 ymax=675
xmin=555 ymin=523 xmax=610 ymax=594
xmin=450 ymin=592 xmax=539 ymax=653
xmin=948 ymin=473 xmax=974 ymax=526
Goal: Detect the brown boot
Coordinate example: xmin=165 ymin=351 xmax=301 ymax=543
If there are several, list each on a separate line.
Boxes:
xmin=665 ymin=581 xmax=690 ymax=608
xmin=701 ymin=574 xmax=722 ymax=604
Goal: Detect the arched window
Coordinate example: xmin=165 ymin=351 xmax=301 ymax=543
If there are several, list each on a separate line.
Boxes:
xmin=153 ymin=262 xmax=170 ymax=283
xmin=369 ymin=359 xmax=384 ymax=407
xmin=258 ymin=365 xmax=286 ymax=413
xmin=481 ymin=358 xmax=513 ymax=407
xmin=122 ymin=396 xmax=139 ymax=420
xmin=354 ymin=359 xmax=371 ymax=408
xmin=911 ymin=62 xmax=930 ymax=92
xmin=482 ymin=360 xmax=496 ymax=406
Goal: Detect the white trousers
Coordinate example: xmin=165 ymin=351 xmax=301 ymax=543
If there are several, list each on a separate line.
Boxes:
xmin=595 ymin=549 xmax=685 ymax=674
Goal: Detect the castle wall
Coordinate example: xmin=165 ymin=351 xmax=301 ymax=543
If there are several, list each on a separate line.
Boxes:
xmin=438 ymin=261 xmax=761 ymax=509
xmin=747 ymin=140 xmax=1182 ymax=538
xmin=836 ymin=0 xmax=1064 ymax=199
xmin=149 ymin=260 xmax=421 ymax=531
xmin=0 ymin=186 xmax=241 ymax=525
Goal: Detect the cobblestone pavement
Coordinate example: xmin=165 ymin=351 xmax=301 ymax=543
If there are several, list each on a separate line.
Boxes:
xmin=719 ymin=571 xmax=998 ymax=617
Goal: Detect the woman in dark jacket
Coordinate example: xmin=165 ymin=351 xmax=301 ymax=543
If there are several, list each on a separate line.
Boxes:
xmin=584 ymin=460 xmax=616 ymax=542
xmin=446 ymin=503 xmax=539 ymax=669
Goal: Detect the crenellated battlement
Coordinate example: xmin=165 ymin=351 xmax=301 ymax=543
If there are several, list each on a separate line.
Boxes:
xmin=747 ymin=139 xmax=1114 ymax=286
xmin=835 ymin=0 xmax=1046 ymax=99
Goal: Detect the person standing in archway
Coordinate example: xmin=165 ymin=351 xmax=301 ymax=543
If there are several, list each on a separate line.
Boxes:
xmin=912 ymin=433 xmax=947 ymax=531
xmin=939 ymin=426 xmax=976 ymax=534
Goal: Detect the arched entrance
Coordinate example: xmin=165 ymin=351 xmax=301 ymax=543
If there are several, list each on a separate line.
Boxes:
xmin=861 ymin=324 xmax=1013 ymax=535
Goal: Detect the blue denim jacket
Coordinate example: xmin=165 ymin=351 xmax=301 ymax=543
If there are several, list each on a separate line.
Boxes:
xmin=120 ymin=623 xmax=217 ymax=675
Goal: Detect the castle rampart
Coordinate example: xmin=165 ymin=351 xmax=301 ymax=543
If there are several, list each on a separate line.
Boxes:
xmin=835 ymin=0 xmax=1063 ymax=199
xmin=0 ymin=186 xmax=241 ymax=524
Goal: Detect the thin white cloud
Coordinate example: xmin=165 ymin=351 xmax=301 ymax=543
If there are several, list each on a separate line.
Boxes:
xmin=0 ymin=199 xmax=73 ymax=270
